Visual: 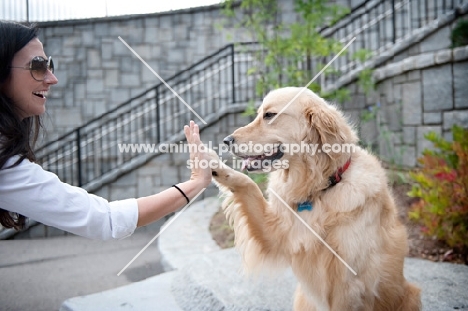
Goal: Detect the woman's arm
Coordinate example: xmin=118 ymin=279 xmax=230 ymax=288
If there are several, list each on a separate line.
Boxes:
xmin=0 ymin=159 xmax=138 ymax=240
xmin=136 ymin=179 xmax=205 ymax=227
xmin=0 ymin=121 xmax=212 ymax=239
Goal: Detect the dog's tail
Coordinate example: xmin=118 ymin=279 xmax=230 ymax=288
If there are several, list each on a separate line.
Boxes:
xmin=399 ymin=281 xmax=422 ymax=311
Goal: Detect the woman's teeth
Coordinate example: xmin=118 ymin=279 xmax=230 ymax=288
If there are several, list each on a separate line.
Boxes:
xmin=33 ymin=91 xmax=48 ymax=98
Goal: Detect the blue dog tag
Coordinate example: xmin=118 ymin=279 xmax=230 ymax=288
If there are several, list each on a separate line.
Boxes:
xmin=297 ymin=201 xmax=313 ymax=212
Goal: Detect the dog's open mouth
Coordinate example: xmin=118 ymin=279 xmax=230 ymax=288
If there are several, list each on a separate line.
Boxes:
xmin=236 ymin=146 xmax=284 ymax=172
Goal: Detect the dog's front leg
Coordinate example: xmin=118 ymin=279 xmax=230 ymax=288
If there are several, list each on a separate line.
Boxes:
xmin=209 ymin=151 xmax=269 ymax=235
xmin=208 ymin=150 xmax=282 ymax=270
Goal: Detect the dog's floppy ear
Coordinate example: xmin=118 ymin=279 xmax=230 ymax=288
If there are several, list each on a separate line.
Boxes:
xmin=304 ymin=105 xmax=352 ymax=145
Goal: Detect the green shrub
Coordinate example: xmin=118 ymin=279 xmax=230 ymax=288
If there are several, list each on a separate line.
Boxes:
xmin=408 ymin=125 xmax=468 ymax=256
xmin=451 ymin=19 xmax=468 ymax=48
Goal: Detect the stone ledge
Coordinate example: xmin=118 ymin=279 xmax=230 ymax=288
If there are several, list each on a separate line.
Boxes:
xmin=374 ymin=45 xmax=468 ymax=83
xmin=158 ymin=197 xmax=221 ymax=271
xmin=172 ymin=248 xmax=297 ymax=311
xmin=60 ymin=271 xmax=182 ymax=311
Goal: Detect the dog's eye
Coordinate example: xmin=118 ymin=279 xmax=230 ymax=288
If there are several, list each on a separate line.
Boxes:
xmin=263 ymin=112 xmax=277 ymax=120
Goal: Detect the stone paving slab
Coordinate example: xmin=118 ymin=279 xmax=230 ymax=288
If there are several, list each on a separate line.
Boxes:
xmin=158 ymin=197 xmax=222 ymax=271
xmin=172 ymin=248 xmax=296 ymax=311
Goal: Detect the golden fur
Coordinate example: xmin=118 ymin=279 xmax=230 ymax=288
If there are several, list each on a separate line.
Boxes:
xmin=208 ymin=87 xmax=421 ymax=311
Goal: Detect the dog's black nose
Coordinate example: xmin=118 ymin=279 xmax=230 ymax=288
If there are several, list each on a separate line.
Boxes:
xmin=223 ymin=135 xmax=235 ymax=146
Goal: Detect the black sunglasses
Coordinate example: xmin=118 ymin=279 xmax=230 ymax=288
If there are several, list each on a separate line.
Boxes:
xmin=9 ymin=56 xmax=55 ymax=82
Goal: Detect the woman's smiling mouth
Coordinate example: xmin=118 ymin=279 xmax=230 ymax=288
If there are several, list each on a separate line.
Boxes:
xmin=33 ymin=90 xmax=48 ymax=98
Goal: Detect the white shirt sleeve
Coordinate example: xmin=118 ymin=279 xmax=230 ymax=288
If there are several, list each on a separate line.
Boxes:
xmin=0 ymin=156 xmax=138 ymax=240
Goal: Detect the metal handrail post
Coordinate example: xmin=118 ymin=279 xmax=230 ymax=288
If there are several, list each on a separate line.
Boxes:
xmin=155 ymin=86 xmax=160 ymax=144
xmin=231 ymin=44 xmax=236 ymax=104
xmin=392 ymin=0 xmax=396 ymax=43
xmin=76 ymin=128 xmax=82 ymax=187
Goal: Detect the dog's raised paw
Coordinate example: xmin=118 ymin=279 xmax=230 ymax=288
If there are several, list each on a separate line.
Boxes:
xmin=205 ymin=148 xmax=230 ymax=180
xmin=205 ymin=148 xmax=222 ymax=163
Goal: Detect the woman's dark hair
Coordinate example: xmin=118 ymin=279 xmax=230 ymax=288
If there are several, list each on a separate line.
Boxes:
xmin=0 ymin=21 xmax=41 ymax=230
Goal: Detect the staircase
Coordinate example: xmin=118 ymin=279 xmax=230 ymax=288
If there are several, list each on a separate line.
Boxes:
xmin=315 ymin=0 xmax=467 ymax=90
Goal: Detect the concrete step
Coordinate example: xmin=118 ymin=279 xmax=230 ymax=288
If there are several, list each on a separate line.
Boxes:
xmin=158 ymin=196 xmax=222 ymax=271
xmin=60 ymin=270 xmax=182 ymax=311
xmin=172 ymin=247 xmax=297 ymax=311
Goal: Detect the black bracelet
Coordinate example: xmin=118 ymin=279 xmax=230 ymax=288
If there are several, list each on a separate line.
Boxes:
xmin=172 ymin=184 xmax=190 ymax=204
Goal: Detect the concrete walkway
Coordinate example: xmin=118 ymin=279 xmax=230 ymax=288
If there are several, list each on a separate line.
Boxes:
xmin=59 ymin=196 xmax=468 ymax=311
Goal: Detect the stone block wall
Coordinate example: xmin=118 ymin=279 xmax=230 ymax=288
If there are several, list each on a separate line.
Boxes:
xmin=342 ymin=41 xmax=468 ymax=168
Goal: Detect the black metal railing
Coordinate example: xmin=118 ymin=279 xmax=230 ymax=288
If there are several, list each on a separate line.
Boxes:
xmin=35 ymin=0 xmax=465 ymax=188
xmin=36 ymin=43 xmax=262 ymax=187
xmin=314 ymin=0 xmax=467 ymax=88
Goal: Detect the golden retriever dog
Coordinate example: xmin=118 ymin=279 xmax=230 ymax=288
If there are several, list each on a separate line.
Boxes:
xmin=207 ymin=87 xmax=421 ymax=310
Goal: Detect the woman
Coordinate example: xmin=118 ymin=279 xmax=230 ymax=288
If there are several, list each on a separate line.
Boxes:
xmin=0 ymin=21 xmax=212 ymax=240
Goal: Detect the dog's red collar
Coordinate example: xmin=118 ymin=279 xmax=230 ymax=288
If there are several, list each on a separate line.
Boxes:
xmin=327 ymin=158 xmax=351 ymax=188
